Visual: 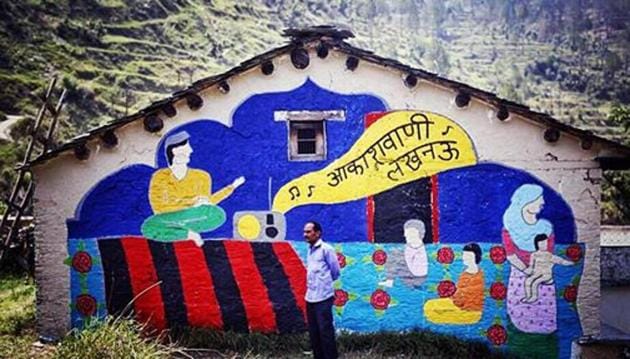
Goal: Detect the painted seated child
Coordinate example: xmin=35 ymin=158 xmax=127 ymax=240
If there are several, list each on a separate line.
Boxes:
xmin=522 ymin=234 xmax=573 ymax=303
xmin=423 ymin=243 xmax=484 ymax=325
xmin=379 ymin=219 xmax=429 ymax=289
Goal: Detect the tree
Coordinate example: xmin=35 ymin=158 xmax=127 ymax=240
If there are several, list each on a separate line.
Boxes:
xmin=602 ymin=104 xmax=630 ymax=224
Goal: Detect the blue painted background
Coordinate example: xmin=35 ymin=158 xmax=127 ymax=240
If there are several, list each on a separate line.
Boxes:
xmin=68 ymin=238 xmax=107 ymax=329
xmin=293 ymin=242 xmax=583 ymax=359
xmin=67 ymin=80 xmax=575 ymax=245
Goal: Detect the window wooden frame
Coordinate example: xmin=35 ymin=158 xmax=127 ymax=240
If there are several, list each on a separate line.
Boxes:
xmin=288 ymin=121 xmax=326 ymax=161
xmin=274 ymin=110 xmax=345 ymax=162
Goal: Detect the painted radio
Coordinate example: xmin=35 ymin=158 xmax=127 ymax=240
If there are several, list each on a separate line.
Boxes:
xmin=233 ymin=211 xmax=286 ymax=241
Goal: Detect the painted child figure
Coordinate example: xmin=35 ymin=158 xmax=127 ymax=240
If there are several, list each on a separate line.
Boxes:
xmin=522 ymin=234 xmax=573 ymax=303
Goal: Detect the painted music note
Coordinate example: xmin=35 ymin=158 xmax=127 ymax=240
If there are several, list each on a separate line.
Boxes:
xmin=289 ymin=186 xmax=300 ymax=200
xmin=307 ymin=185 xmax=315 ymax=197
xmin=441 ymin=125 xmax=453 ymax=136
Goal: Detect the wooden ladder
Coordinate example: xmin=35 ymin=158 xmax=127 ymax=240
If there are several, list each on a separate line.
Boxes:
xmin=0 ymin=77 xmax=66 ymax=267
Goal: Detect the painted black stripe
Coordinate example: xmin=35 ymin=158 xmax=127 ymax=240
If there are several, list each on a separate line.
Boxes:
xmin=202 ymin=241 xmax=248 ymax=332
xmin=98 ymin=238 xmax=134 ymax=316
xmin=147 ymin=241 xmax=189 ymax=328
xmin=252 ymin=243 xmax=306 ymax=334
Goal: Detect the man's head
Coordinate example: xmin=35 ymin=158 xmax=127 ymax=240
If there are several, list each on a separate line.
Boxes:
xmin=164 ymin=131 xmax=192 ymax=166
xmin=303 ymin=221 xmax=322 ymax=245
xmin=403 ymin=219 xmax=425 ymax=247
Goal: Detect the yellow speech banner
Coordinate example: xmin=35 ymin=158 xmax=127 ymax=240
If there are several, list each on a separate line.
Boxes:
xmin=272 ymin=111 xmax=477 ymax=213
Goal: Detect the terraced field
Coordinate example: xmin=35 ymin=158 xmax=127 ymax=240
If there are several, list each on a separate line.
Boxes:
xmin=0 ymin=0 xmax=628 ymax=140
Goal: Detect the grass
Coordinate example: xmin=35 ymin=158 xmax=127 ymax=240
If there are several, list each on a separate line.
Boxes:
xmin=0 ymin=272 xmax=513 ymax=358
xmin=0 ymin=273 xmax=42 ymax=359
xmin=170 ymin=328 xmax=510 ymax=358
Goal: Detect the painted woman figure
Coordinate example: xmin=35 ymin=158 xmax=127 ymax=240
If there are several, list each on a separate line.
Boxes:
xmin=502 ymin=183 xmax=557 ymax=334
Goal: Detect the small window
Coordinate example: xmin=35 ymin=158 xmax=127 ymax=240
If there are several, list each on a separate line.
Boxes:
xmin=289 ymin=121 xmax=325 ymax=161
xmin=275 ymin=110 xmax=344 ymax=162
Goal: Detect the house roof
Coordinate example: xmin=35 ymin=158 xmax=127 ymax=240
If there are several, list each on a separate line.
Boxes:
xmin=26 ymin=25 xmax=630 ymax=169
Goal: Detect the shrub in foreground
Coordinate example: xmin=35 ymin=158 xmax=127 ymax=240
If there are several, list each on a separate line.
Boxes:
xmin=54 ymin=317 xmax=177 ymax=359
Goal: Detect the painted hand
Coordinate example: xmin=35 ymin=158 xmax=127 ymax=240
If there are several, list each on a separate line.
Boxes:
xmin=194 ymin=196 xmax=210 ymax=206
xmin=232 ymin=176 xmax=246 ymax=188
xmin=378 ymin=279 xmax=394 ymax=288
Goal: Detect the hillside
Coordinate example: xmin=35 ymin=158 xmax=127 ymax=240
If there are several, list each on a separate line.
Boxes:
xmin=0 ymin=0 xmax=628 ymax=216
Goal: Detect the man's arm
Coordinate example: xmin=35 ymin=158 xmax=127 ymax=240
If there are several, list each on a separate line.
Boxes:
xmin=209 ymin=176 xmax=245 ymax=205
xmin=325 ymin=246 xmax=341 ymax=281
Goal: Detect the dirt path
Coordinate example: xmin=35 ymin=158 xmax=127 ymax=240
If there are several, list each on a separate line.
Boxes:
xmin=0 ymin=115 xmax=24 ymax=142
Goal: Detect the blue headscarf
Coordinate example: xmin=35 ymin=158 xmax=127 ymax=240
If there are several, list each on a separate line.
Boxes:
xmin=502 ymin=184 xmax=553 ymax=252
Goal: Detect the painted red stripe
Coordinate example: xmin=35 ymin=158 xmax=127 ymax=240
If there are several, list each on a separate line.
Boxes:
xmin=365 ymin=111 xmax=388 ymax=127
xmin=431 ymin=175 xmax=440 ymax=243
xmin=272 ymin=242 xmax=307 ymax=321
xmin=365 ymin=111 xmax=388 ymax=242
xmin=223 ymin=241 xmax=277 ymax=333
xmin=366 ymin=196 xmax=375 ymax=243
xmin=173 ymin=241 xmax=223 ymax=329
xmin=121 ymin=237 xmax=166 ymax=331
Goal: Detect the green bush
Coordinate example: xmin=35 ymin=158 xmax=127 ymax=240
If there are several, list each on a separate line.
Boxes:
xmin=54 ymin=317 xmax=177 ymax=359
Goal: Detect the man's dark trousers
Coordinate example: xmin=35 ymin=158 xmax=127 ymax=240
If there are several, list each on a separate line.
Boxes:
xmin=306 ymin=296 xmax=338 ymax=359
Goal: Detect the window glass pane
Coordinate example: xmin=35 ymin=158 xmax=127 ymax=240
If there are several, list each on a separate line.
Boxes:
xmin=298 ymin=140 xmax=316 ymax=154
xmin=297 ymin=128 xmax=316 ymax=139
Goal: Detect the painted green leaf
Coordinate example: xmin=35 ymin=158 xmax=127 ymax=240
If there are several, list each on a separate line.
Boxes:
xmin=572 ymin=275 xmax=581 ymax=286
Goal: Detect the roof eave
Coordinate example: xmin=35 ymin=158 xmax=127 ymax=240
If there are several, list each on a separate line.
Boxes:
xmin=24 ymin=28 xmax=630 ymax=168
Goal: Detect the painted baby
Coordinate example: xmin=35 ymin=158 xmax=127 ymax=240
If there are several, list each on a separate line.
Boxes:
xmin=522 ymin=234 xmax=573 ymax=303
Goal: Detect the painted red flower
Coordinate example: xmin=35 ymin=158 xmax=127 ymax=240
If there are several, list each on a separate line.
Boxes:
xmin=437 ymin=280 xmax=457 ymax=298
xmin=489 ymin=246 xmax=506 ymax=264
xmin=334 ymin=289 xmax=349 ymax=307
xmin=72 ymin=251 xmax=92 ymax=273
xmin=486 ymin=324 xmax=507 ymax=346
xmin=564 ymin=285 xmax=578 ymax=303
xmin=437 ymin=247 xmax=454 ymax=264
xmin=370 ymin=289 xmax=391 ymax=310
xmin=490 ymin=282 xmax=507 ymax=300
xmin=566 ymin=244 xmax=582 ymax=262
xmin=372 ymin=249 xmax=387 ymax=265
xmin=337 ymin=252 xmax=347 ymax=268
xmin=76 ymin=294 xmax=97 ymax=317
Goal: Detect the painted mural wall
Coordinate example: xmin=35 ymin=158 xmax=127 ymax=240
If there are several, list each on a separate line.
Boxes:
xmin=59 ymin=79 xmax=588 ymax=358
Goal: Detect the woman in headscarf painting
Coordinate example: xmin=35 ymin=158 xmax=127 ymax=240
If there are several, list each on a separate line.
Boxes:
xmin=502 ymin=183 xmax=558 ymax=334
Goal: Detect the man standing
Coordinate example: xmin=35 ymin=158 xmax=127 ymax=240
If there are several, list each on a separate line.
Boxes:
xmin=304 ymin=221 xmax=340 ymax=359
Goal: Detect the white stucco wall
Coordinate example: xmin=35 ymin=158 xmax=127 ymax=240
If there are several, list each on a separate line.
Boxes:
xmin=33 ymin=46 xmax=605 ymax=339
